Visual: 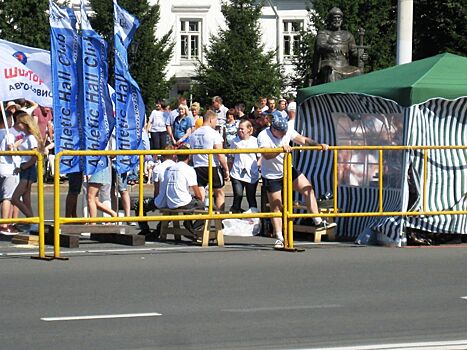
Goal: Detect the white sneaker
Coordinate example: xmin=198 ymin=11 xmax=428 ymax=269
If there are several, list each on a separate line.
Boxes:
xmin=315 ymin=220 xmax=337 ymax=232
xmin=274 ymin=239 xmax=284 ymax=248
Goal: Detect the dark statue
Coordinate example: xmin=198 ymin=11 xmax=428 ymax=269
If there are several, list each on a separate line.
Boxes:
xmin=312 ymin=7 xmax=368 ymax=85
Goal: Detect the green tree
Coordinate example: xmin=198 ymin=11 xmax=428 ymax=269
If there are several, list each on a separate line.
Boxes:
xmin=193 ymin=0 xmax=283 ymax=110
xmin=0 ymin=0 xmax=50 ymax=49
xmin=413 ymin=0 xmax=466 ymax=59
xmin=289 ymin=21 xmax=316 ymax=90
xmin=89 ymin=0 xmax=174 ymax=106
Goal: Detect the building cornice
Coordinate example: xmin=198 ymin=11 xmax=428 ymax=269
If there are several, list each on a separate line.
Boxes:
xmin=171 ymin=5 xmax=211 ymax=13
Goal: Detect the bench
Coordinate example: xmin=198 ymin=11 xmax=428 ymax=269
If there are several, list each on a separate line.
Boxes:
xmin=158 ymin=208 xmax=224 ymax=247
xmin=263 ymin=201 xmax=337 ymax=243
xmin=292 ymin=205 xmax=337 ymax=243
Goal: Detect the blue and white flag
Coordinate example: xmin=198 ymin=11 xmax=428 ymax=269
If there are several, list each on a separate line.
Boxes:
xmin=0 ymin=39 xmax=52 ymax=107
xmin=81 ymin=0 xmax=115 ymax=175
xmin=114 ymin=0 xmax=145 ymax=174
xmin=49 ymin=0 xmax=82 ymax=174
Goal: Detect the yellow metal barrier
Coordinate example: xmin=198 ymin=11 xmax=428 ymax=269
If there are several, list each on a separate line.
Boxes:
xmin=52 ymin=148 xmax=285 ymax=259
xmin=0 ymin=150 xmax=47 ymax=260
xmin=285 ymin=145 xmax=467 ymax=249
xmin=45 ymin=144 xmax=467 ymax=258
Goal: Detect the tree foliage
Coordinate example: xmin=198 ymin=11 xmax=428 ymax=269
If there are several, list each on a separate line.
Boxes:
xmin=412 ymin=0 xmax=466 ymax=59
xmin=193 ymin=0 xmax=283 ymax=110
xmin=0 ymin=0 xmax=50 ymax=49
xmin=89 ymin=0 xmax=174 ymax=106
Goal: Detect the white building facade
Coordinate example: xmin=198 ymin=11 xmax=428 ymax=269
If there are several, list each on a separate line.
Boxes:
xmin=154 ymin=1 xmax=310 ymax=97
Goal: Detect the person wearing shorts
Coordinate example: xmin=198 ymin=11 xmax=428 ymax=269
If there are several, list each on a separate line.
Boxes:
xmin=111 ymin=169 xmax=131 ymax=220
xmin=87 ymin=164 xmax=117 ymax=220
xmin=189 ymin=110 xmax=230 ymax=211
xmin=0 ymin=127 xmax=20 ymax=234
xmin=257 ymin=115 xmax=336 ymax=248
xmin=11 ymin=111 xmax=41 ymax=220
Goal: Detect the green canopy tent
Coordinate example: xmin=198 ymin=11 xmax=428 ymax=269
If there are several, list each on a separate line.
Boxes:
xmin=295 ymin=53 xmax=467 ymax=245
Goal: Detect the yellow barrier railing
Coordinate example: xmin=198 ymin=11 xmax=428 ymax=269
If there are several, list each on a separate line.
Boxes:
xmin=15 ymin=146 xmax=467 ymax=259
xmin=52 ymin=148 xmax=285 ymax=259
xmin=0 ymin=150 xmax=47 ymax=259
xmin=285 ymin=145 xmax=467 ymax=250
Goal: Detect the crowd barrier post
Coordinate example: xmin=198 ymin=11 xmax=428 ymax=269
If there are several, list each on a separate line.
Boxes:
xmin=286 ymin=152 xmax=295 ymax=250
xmin=423 ymin=149 xmax=428 ymax=213
xmin=281 ymin=150 xmax=289 ymax=248
xmin=138 ymin=155 xmax=144 ymax=217
xmin=333 ymin=149 xmax=339 ymax=213
xmin=378 ymin=149 xmax=384 ymax=213
xmin=208 ymin=154 xmax=213 ymax=214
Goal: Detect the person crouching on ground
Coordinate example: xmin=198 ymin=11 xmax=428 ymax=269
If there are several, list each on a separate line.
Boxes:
xmin=257 ymin=115 xmax=336 ymax=249
xmin=135 ymin=145 xmax=177 ymax=237
xmin=161 ymin=146 xmax=204 ymax=234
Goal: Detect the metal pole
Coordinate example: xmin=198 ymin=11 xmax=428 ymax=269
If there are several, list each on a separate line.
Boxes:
xmin=396 ymin=0 xmax=413 ymax=64
xmin=36 ymin=153 xmax=46 ymax=259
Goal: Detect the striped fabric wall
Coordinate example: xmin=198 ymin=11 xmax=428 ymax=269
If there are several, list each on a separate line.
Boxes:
xmin=403 ymin=98 xmax=467 ymax=234
xmin=297 ymin=94 xmax=404 ymax=240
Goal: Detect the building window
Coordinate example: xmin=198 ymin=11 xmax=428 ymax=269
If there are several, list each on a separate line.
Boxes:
xmin=283 ymin=20 xmax=302 ymax=59
xmin=180 ymin=19 xmax=201 ymax=60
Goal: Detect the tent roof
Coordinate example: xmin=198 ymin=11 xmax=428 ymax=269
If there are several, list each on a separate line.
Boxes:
xmin=297 ymin=53 xmax=467 ymax=107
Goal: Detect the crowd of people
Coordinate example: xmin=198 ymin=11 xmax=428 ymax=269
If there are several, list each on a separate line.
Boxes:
xmin=139 ymin=95 xmax=336 ymax=248
xmin=1 ymin=95 xmax=336 ymax=248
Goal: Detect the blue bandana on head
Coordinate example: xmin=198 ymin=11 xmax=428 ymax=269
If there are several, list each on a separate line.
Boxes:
xmin=271 ymin=116 xmax=288 ymax=132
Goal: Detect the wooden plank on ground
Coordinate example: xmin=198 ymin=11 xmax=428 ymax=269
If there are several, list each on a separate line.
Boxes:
xmin=50 ymin=224 xmax=129 ymax=235
xmin=89 ymin=233 xmax=145 ymax=246
xmin=11 ymin=234 xmax=39 ymax=245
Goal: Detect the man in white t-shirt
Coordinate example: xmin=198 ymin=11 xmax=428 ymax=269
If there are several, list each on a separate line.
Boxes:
xmin=287 ymin=101 xmax=297 ymax=132
xmin=257 ymin=116 xmax=336 ymax=248
xmin=278 ymin=98 xmax=288 ymax=118
xmin=189 ymin=110 xmax=230 ymax=211
xmin=211 ymin=96 xmax=228 ymax=127
xmin=135 ymin=146 xmax=176 ymax=236
xmin=160 ymin=148 xmax=204 ymax=233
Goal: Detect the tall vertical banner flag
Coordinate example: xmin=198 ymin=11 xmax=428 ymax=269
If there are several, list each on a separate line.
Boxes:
xmin=80 ymin=0 xmax=115 ymax=175
xmin=114 ymin=0 xmax=146 ymax=174
xmin=49 ymin=0 xmax=82 ymax=174
xmin=0 ymin=39 xmax=52 ymax=107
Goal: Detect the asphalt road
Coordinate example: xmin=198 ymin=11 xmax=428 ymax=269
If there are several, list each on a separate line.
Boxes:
xmin=1 ymin=244 xmax=467 ymax=350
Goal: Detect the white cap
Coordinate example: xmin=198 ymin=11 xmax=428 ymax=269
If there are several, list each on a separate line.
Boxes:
xmin=287 ymin=102 xmax=296 ymax=112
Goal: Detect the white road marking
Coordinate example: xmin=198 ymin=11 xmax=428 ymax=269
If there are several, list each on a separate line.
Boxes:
xmin=223 ymin=304 xmax=341 ymax=313
xmin=461 ymin=296 xmax=467 ymax=300
xmin=0 ymin=241 xmax=346 ymax=257
xmin=41 ymin=312 xmax=162 ymax=322
xmin=294 ymin=340 xmax=467 ymax=350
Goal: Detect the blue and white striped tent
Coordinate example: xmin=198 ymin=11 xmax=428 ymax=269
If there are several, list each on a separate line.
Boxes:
xmin=296 ymin=53 xmax=467 ymax=245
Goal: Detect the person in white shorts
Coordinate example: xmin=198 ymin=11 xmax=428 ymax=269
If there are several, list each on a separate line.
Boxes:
xmin=189 ymin=110 xmax=230 ymax=211
xmin=0 ymin=120 xmax=21 ymax=234
xmin=257 ymin=115 xmax=336 ymax=248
